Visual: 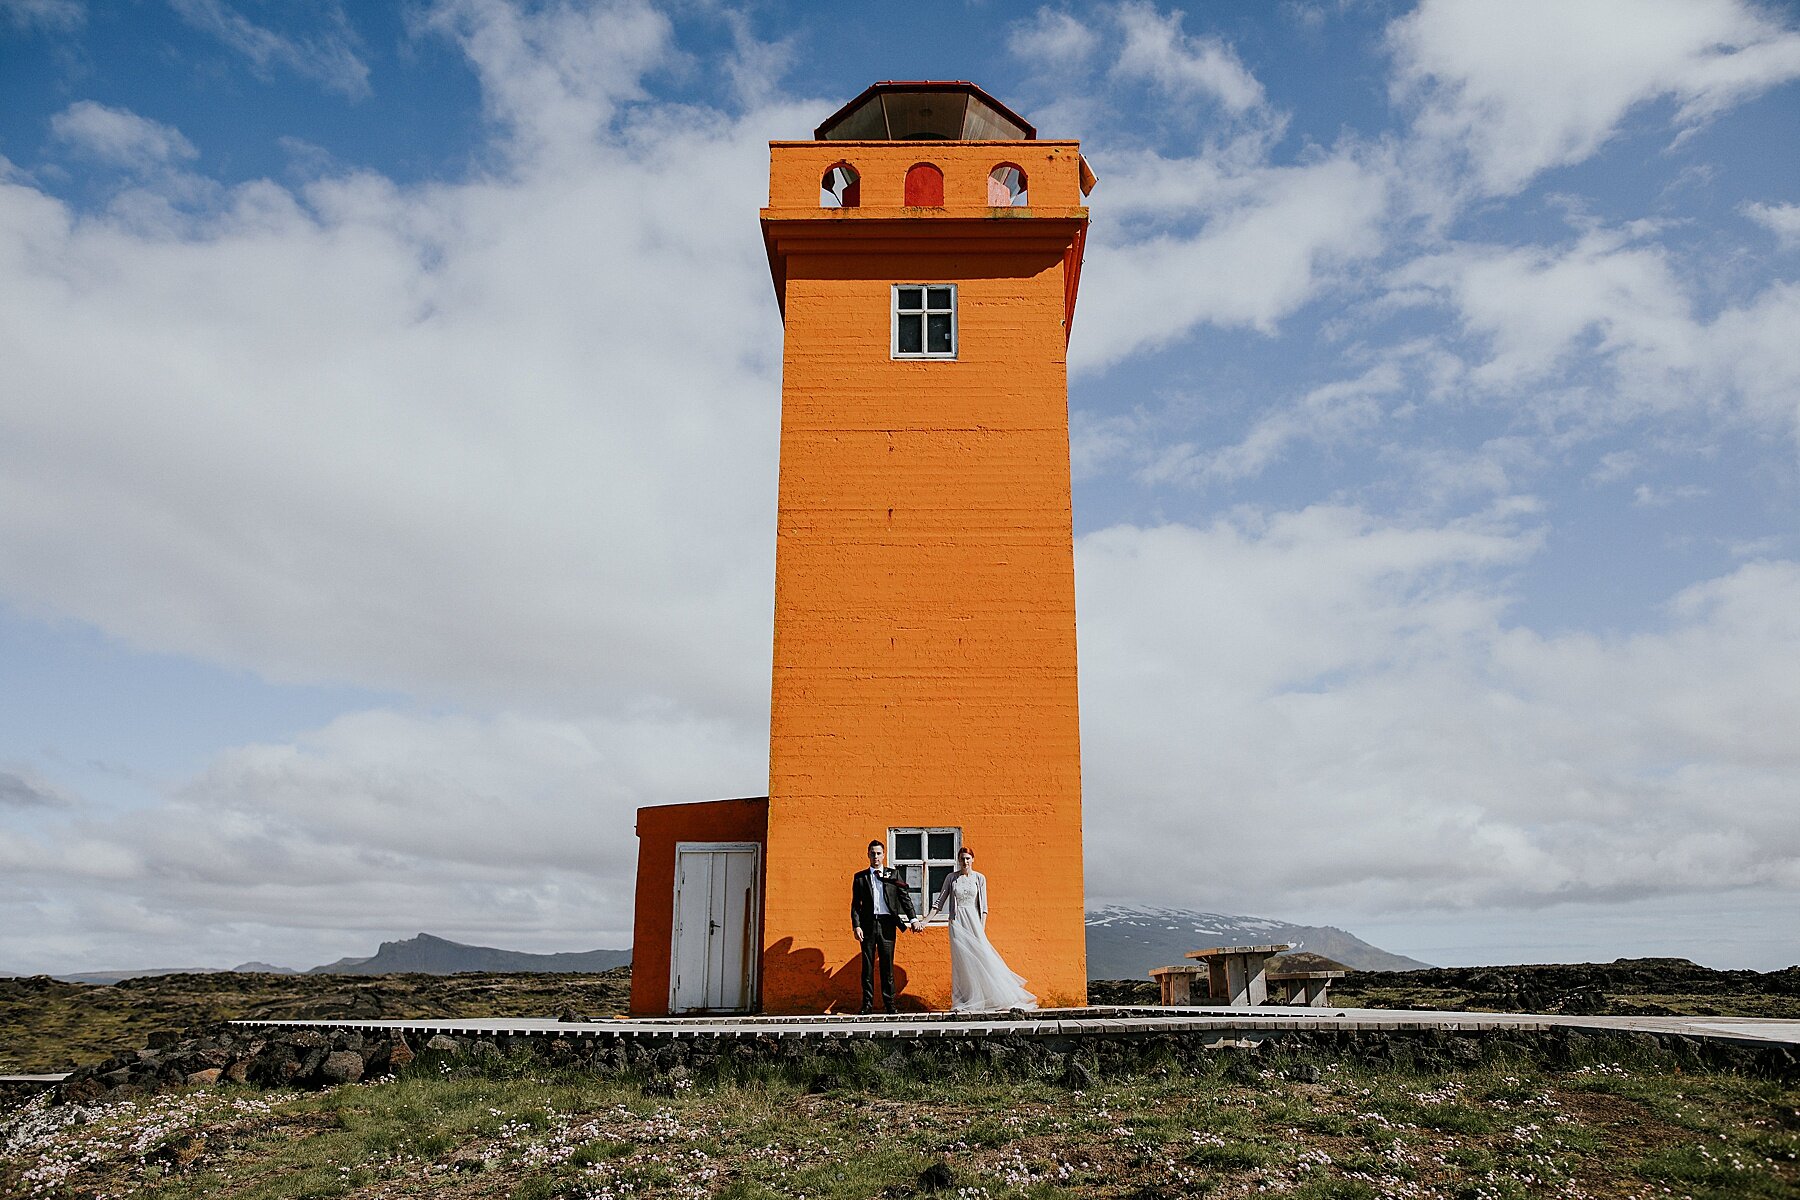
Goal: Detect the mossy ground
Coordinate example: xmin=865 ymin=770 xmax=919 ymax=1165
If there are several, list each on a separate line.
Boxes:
xmin=4 ymin=1048 xmax=1796 ymax=1199
xmin=0 ymin=971 xmax=633 ymax=1075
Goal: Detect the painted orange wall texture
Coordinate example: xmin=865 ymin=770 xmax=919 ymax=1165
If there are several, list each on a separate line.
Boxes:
xmin=629 ymin=797 xmax=769 ymax=1015
xmin=760 ymin=141 xmax=1090 ymax=1012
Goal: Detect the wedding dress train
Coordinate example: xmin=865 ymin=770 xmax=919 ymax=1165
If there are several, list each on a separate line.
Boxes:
xmin=936 ymin=872 xmax=1037 ymax=1013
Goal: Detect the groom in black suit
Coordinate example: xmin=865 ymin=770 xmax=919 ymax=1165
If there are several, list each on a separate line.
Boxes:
xmin=850 ymin=838 xmax=919 ymax=1013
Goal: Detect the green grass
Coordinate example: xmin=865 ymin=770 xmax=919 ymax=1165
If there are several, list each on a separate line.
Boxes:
xmin=3 ymin=1051 xmax=1795 ymax=1199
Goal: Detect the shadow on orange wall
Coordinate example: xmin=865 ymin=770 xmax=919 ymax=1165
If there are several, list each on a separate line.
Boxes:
xmin=763 ymin=937 xmax=934 ymax=1014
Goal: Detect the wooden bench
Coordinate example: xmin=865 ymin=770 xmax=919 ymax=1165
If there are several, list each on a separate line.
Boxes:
xmin=1148 ymin=964 xmax=1209 ymax=1006
xmin=1267 ymin=969 xmax=1346 ymax=1007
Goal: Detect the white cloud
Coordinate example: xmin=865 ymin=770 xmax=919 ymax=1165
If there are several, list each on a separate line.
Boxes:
xmin=1282 ymin=2 xmax=1328 ymax=35
xmin=1112 ymin=1 xmax=1266 ymax=113
xmin=1069 ymin=408 xmax=1143 ymax=483
xmin=0 ymin=0 xmax=806 ymax=974
xmin=1394 ymin=227 xmax=1692 ymax=392
xmin=1141 ymin=362 xmax=1401 ymax=487
xmin=997 ymin=4 xmax=1386 ymax=371
xmin=1393 ymin=227 xmax=1800 ymax=436
xmin=1589 ymin=450 xmax=1644 ymax=485
xmin=418 ymin=0 xmax=677 ymax=157
xmin=169 ymin=0 xmax=371 ymax=101
xmin=1745 ymin=200 xmax=1800 ymax=247
xmin=1006 ymin=8 xmax=1100 ymax=69
xmin=49 ymin=101 xmax=197 ymax=172
xmin=1704 ymin=283 xmax=1800 ymax=430
xmin=1632 ymin=482 xmax=1709 ymax=506
xmin=0 ymin=768 xmax=70 ymax=809
xmin=1075 ymin=150 xmax=1390 ymax=368
xmin=1077 ymin=511 xmax=1800 ymax=946
xmin=1384 ymin=437 xmax=1544 ymax=510
xmin=0 ymin=0 xmax=81 ymax=30
xmin=0 ymin=705 xmax=765 ymax=971
xmin=1390 ymin=0 xmax=1800 ymax=195
xmin=0 ymin=7 xmax=811 ymax=720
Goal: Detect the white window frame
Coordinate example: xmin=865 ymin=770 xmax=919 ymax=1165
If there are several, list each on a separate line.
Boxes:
xmin=891 ymin=284 xmax=957 ymax=360
xmin=888 ymin=826 xmax=962 ymax=924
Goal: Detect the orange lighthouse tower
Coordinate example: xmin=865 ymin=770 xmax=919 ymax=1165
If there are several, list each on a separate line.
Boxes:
xmin=631 ymin=82 xmax=1094 ymax=1015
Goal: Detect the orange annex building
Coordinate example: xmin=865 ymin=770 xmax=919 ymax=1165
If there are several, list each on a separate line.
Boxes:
xmin=631 ymin=82 xmax=1095 ymax=1015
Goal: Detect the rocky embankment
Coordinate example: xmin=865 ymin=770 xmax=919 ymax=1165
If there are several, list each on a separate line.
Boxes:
xmin=48 ymin=1018 xmax=1800 ymax=1109
xmin=21 ymin=958 xmax=1800 ymax=1109
xmin=54 ymin=1025 xmax=419 ymax=1104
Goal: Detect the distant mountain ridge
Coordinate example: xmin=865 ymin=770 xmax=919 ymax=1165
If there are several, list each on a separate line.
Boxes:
xmin=15 ymin=913 xmax=1420 ymax=982
xmin=307 ymin=933 xmax=631 ymax=976
xmin=34 ymin=967 xmax=221 ymax=986
xmin=9 ymin=935 xmax=631 ymax=983
xmin=1085 ymin=904 xmax=1430 ymax=978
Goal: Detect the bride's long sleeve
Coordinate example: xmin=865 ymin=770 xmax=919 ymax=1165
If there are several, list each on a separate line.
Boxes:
xmin=926 ymin=874 xmax=956 ymax=922
xmin=976 ymin=873 xmax=988 ymax=920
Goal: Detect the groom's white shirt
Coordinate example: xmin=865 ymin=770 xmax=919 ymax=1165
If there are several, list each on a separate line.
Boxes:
xmin=869 ymin=869 xmax=890 ymax=917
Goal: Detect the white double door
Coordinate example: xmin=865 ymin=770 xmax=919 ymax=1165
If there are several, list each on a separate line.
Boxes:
xmin=670 ymin=842 xmax=761 ymax=1013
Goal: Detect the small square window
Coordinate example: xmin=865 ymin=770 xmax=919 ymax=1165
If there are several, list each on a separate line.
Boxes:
xmin=893 ymin=284 xmax=956 ymax=359
xmin=889 ymin=826 xmax=961 ymax=922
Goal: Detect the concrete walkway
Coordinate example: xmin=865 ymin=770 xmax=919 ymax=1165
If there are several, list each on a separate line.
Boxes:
xmin=235 ymin=1006 xmax=1800 ymax=1048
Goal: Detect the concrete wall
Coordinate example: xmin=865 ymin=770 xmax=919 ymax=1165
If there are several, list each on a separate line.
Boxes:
xmin=759 ymin=142 xmax=1089 ymax=1013
xmin=630 ymin=797 xmax=769 ymax=1015
xmin=765 ymin=140 xmax=1086 ymax=209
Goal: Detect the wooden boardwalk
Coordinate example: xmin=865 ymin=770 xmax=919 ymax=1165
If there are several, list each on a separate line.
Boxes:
xmin=234 ymin=1005 xmax=1800 ymax=1048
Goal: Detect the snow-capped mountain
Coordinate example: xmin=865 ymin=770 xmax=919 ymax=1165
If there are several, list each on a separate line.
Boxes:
xmin=1085 ymin=904 xmax=1430 ymax=978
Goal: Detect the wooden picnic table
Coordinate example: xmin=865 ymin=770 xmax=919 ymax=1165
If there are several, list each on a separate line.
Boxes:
xmin=1184 ymin=944 xmax=1292 ymax=1006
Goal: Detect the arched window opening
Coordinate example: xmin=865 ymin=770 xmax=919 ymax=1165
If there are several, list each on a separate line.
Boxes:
xmin=987 ymin=164 xmax=1028 ymax=207
xmin=904 ymin=163 xmax=944 ymax=207
xmin=821 ymin=163 xmax=860 ymax=208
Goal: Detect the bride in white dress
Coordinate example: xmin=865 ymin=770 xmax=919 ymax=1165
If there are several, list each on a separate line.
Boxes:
xmin=916 ymin=848 xmax=1037 ymax=1012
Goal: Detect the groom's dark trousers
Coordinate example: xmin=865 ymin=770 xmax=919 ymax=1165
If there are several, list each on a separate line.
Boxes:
xmin=860 ymin=915 xmax=901 ymax=1013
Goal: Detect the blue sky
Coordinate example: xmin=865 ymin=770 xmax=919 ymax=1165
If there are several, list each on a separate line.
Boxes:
xmin=2 ymin=0 xmax=1798 ymax=974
